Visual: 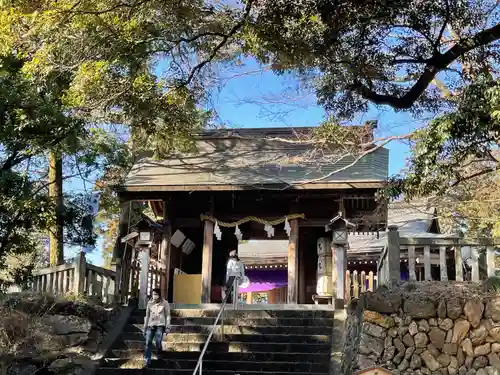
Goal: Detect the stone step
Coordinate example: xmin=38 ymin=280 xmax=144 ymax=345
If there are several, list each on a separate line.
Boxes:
xmin=105 ymin=351 xmax=329 ymax=363
xmin=129 ymin=315 xmax=335 ymax=327
xmin=95 ymin=368 xmax=327 ymax=375
xmin=100 ymin=357 xmax=329 ymax=372
xmin=113 ymin=340 xmax=331 ymax=354
xmin=125 ymin=324 xmax=332 ymax=335
xmin=132 ymin=309 xmax=335 ymax=319
xmin=123 ymin=332 xmax=332 ymax=344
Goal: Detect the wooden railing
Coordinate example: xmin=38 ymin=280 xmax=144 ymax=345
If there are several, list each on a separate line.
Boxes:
xmin=345 ymin=270 xmax=377 ymax=303
xmin=377 ymin=226 xmax=499 ymax=286
xmin=120 ymin=257 xmax=165 ymax=303
xmin=7 ymin=252 xmax=117 ymax=304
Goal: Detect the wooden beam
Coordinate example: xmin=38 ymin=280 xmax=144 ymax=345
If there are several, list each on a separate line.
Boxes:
xmin=399 ymin=237 xmax=498 ymax=246
xmin=201 ymin=220 xmax=214 ymax=303
xmin=118 ymin=181 xmax=387 ymax=193
xmin=287 ymin=219 xmax=299 ymax=304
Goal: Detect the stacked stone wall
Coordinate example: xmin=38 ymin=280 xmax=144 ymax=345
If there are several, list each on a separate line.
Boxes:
xmin=352 ymin=283 xmax=500 ymax=375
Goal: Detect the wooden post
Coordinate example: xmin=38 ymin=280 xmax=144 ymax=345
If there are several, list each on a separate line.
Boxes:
xmin=487 ymin=245 xmax=496 ymax=277
xmin=287 ymin=219 xmax=299 ymax=304
xmin=332 ymin=244 xmax=347 ymax=308
xmin=73 ymin=251 xmax=87 ymax=295
xmin=360 ymin=271 xmax=366 ymax=293
xmin=112 ymin=257 xmax=121 ymax=304
xmin=368 ymin=271 xmax=374 ymax=291
xmin=160 ymin=201 xmax=172 ymax=300
xmin=112 ymin=200 xmax=131 ymax=261
xmin=470 ymin=246 xmax=480 ymax=282
xmin=424 ymin=245 xmax=431 ymax=281
xmin=298 ymin=238 xmax=306 ymax=304
xmin=138 ymin=247 xmax=150 ymax=309
xmin=455 ymin=246 xmax=463 ymax=281
xmin=408 ymin=245 xmax=416 ymax=281
xmin=439 ymin=246 xmax=448 ymax=281
xmin=201 ymin=219 xmax=214 ymax=303
xmin=387 ymin=226 xmax=401 ymax=287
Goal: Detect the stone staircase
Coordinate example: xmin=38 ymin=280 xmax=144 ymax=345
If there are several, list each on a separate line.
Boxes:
xmin=95 ymin=306 xmax=338 ymax=375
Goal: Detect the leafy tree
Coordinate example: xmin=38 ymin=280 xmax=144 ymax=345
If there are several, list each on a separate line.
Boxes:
xmin=0 ymin=0 xmax=224 ymax=263
xmin=243 ymin=0 xmax=499 ymax=117
xmin=386 ymin=77 xmax=500 ymax=237
xmin=0 ymin=54 xmax=90 ymax=269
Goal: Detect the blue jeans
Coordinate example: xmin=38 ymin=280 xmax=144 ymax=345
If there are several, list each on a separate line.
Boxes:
xmin=144 ymin=325 xmax=165 ymax=362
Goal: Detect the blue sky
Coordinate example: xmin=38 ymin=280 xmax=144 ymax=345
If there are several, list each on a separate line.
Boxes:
xmin=68 ymin=58 xmax=428 ymax=266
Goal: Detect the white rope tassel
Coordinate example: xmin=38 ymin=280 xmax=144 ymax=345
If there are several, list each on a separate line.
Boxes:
xmin=214 ymin=221 xmax=222 ymax=241
xmin=284 ymin=216 xmax=291 ymax=237
xmin=264 ymin=224 xmax=275 ymax=238
xmin=235 ymin=225 xmax=243 ymax=241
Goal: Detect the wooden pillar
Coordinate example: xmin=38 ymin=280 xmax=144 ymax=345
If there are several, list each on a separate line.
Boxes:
xmin=487 ymin=245 xmax=496 ymax=278
xmin=439 ymin=246 xmax=448 ymax=281
xmin=160 ymin=201 xmax=172 ymax=300
xmin=73 ymin=251 xmax=87 ymax=295
xmin=112 ymin=258 xmax=121 ymax=304
xmin=424 ymin=245 xmax=431 ymax=281
xmin=470 ymin=246 xmax=480 ymax=282
xmin=201 ymin=220 xmax=214 ymax=303
xmin=408 ymin=245 xmax=416 ymax=281
xmin=298 ymin=232 xmax=306 ymax=304
xmin=455 ymin=246 xmax=463 ymax=281
xmin=287 ymin=219 xmax=299 ymax=304
xmin=331 ymin=244 xmax=346 ymax=308
xmin=112 ymin=200 xmax=131 ymax=261
xmin=387 ymin=226 xmax=401 ymax=287
xmin=138 ymin=247 xmax=150 ymax=309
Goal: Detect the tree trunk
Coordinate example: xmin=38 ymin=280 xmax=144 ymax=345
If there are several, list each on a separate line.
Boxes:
xmin=49 ymin=151 xmax=64 ymax=266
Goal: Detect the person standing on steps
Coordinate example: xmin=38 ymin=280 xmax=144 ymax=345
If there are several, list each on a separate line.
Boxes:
xmin=143 ymin=288 xmax=171 ymax=366
xmin=224 ymin=250 xmax=246 ymax=309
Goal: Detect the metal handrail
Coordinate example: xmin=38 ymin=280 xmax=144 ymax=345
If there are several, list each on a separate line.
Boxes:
xmin=192 ymin=277 xmax=236 ymax=375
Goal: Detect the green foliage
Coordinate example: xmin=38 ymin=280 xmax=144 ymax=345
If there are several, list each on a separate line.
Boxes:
xmin=243 ymin=0 xmax=500 ymax=118
xmin=385 ymin=77 xmax=500 ymax=237
xmin=482 ymin=276 xmax=500 ymax=292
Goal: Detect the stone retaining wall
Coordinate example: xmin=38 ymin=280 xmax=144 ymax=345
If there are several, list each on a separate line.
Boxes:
xmin=353 ymin=284 xmax=500 ymax=375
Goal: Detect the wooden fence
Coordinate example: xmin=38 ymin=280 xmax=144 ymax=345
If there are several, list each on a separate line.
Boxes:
xmin=7 ymin=252 xmax=118 ymax=304
xmin=378 ymin=226 xmax=499 ymax=286
xmin=119 ymin=257 xmax=165 ymax=303
xmin=345 ymin=270 xmax=377 ymax=303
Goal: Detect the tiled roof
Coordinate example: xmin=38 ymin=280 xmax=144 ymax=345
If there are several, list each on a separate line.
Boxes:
xmin=348 ymin=199 xmax=439 ymax=253
xmin=121 ymin=127 xmax=388 ymax=190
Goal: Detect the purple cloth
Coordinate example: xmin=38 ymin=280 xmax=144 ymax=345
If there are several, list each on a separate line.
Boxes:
xmin=239 ymin=269 xmax=288 ymax=293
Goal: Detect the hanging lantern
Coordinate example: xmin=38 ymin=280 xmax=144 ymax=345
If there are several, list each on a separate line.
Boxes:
xmin=284 ymin=216 xmax=291 ymax=237
xmin=214 ymin=221 xmax=222 ymax=241
xmin=234 ymin=225 xmax=243 ymax=241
